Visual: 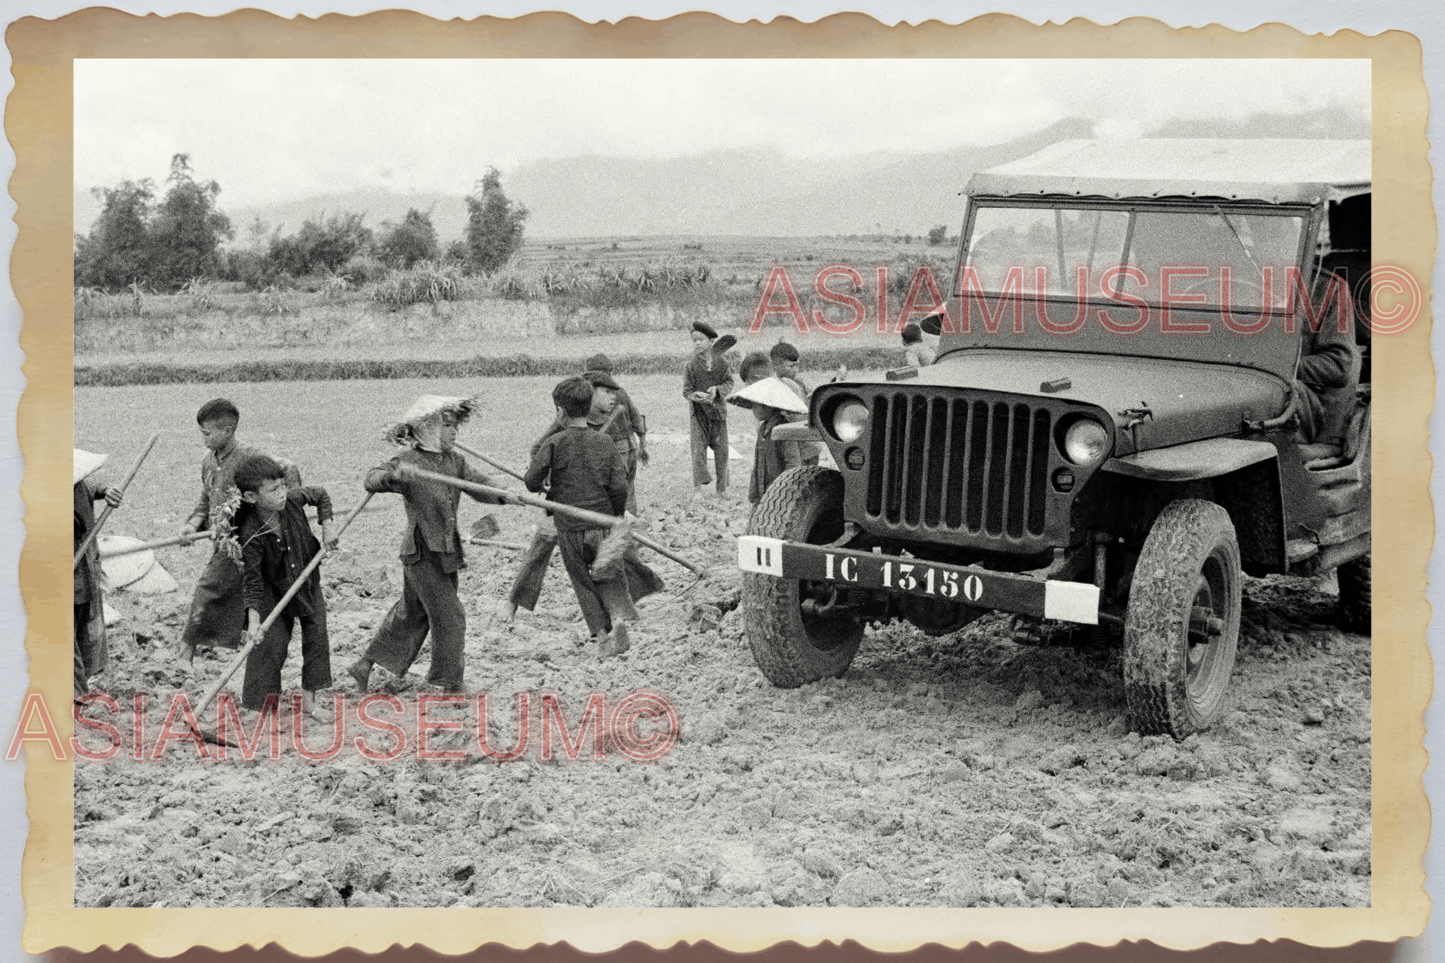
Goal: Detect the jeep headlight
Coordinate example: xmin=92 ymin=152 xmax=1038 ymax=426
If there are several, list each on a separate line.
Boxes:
xmin=1062 ymin=418 xmax=1109 ymax=467
xmin=832 ymin=398 xmax=870 ymax=443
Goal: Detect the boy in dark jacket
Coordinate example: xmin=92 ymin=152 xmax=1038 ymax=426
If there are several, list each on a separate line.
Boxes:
xmin=347 ymin=396 xmax=510 ymax=693
xmin=524 ymin=377 xmax=640 ymax=658
xmin=504 ymin=369 xmax=618 ymax=622
xmin=682 ymin=322 xmax=735 ymax=498
xmin=233 ymin=454 xmax=336 ymax=716
xmin=584 ymin=353 xmax=649 ymax=513
xmin=175 ymin=398 xmax=301 ymax=666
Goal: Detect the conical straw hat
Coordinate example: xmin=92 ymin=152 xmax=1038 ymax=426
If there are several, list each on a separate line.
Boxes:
xmin=98 ymin=537 xmax=179 ymax=595
xmin=98 ymin=536 xmax=152 ymax=588
xmin=383 ymin=395 xmax=477 ymax=447
xmin=726 ymin=377 xmax=809 ymax=414
xmin=74 ymin=449 xmax=108 ymax=486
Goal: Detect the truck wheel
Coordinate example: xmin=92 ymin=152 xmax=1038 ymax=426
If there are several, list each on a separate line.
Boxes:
xmin=743 ymin=466 xmax=864 ymax=687
xmin=1123 ymin=499 xmax=1241 ymax=739
xmin=1337 ymin=552 xmax=1371 ymax=634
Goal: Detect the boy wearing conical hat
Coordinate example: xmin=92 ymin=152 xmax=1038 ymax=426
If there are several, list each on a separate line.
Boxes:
xmin=729 ymin=356 xmax=809 ymax=505
xmin=74 ymin=450 xmax=123 ymax=696
xmin=347 ymin=396 xmax=511 ymax=693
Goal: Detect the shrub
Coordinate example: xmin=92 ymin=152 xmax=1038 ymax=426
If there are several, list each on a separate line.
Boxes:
xmin=371 ymin=260 xmax=468 ymax=308
xmin=340 ymin=253 xmax=385 ymax=286
xmin=378 ymin=208 xmax=441 ymax=268
xmin=180 ymin=276 xmax=221 ymax=313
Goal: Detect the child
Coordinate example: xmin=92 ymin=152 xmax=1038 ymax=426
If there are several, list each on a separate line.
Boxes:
xmin=902 ymin=316 xmax=943 ymax=367
xmin=74 ymin=449 xmax=123 ymax=697
xmin=347 ymin=396 xmax=511 ymax=693
xmin=727 ymin=375 xmax=809 ymax=505
xmin=233 ymin=454 xmax=336 ymax=718
xmin=682 ymin=321 xmax=734 ymax=498
xmin=502 ymin=369 xmax=618 ymax=623
xmin=524 ymin=377 xmax=646 ymax=658
xmin=176 ymin=399 xmax=269 ymax=666
xmin=584 ymin=354 xmax=649 ymax=514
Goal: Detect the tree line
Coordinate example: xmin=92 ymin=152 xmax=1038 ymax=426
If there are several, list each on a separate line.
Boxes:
xmin=74 ymin=156 xmax=529 ymax=292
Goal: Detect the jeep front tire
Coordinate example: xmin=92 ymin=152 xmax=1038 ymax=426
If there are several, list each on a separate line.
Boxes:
xmin=742 ymin=466 xmax=864 ymax=687
xmin=1123 ymin=499 xmax=1242 ymax=739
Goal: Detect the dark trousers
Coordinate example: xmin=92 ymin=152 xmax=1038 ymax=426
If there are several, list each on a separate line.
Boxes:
xmin=180 ymin=550 xmax=245 ymax=650
xmin=689 ymin=410 xmax=729 ymax=492
xmin=75 ymin=602 xmax=107 ymax=696
xmin=241 ymin=599 xmax=332 ymax=710
xmin=617 ymin=440 xmax=640 ymax=513
xmin=508 ymin=521 xmax=558 ymax=612
xmin=556 ymin=528 xmax=639 ymax=639
xmin=363 ymin=547 xmax=466 ymax=690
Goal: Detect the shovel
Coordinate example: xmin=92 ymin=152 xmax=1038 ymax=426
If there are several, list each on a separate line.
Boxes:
xmin=189 ymin=492 xmax=373 ymax=747
xmin=75 ymin=432 xmax=159 ymax=568
xmin=467 ymin=515 xmax=524 ymax=551
xmin=399 ymin=465 xmax=707 ymax=579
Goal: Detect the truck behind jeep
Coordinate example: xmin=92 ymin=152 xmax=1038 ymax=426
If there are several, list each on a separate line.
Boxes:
xmin=738 ymin=138 xmax=1372 ymax=739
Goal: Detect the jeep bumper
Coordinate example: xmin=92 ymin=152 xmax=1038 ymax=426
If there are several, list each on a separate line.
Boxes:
xmin=737 ymin=535 xmax=1101 ymax=625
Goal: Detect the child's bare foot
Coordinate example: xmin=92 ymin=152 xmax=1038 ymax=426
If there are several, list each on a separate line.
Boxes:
xmin=501 ymin=602 xmax=518 ymax=624
xmin=599 ymin=623 xmax=631 ymax=659
xmin=303 ymin=689 xmax=333 ymax=721
xmin=345 ymin=659 xmax=372 ymax=691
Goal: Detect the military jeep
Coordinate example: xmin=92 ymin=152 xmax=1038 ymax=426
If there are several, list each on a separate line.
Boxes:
xmin=738 ymin=139 xmax=1372 ymax=738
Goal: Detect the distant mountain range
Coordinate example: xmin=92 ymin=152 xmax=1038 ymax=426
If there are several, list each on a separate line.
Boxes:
xmin=73 ymin=108 xmax=1370 ymax=242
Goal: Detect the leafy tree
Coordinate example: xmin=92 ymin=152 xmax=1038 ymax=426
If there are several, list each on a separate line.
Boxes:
xmin=464 ymin=167 xmax=528 ymax=274
xmin=148 ymin=154 xmax=234 ymax=290
xmin=927 ymin=224 xmax=949 ymax=246
xmin=443 ymin=239 xmax=468 ymax=263
xmin=378 ymin=208 xmax=440 ymax=268
xmin=74 ymin=179 xmax=155 ymax=290
xmin=263 ymin=211 xmax=373 ymax=280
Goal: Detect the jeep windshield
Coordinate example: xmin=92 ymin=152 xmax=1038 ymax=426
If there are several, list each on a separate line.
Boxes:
xmin=941 ymin=199 xmax=1319 ymax=381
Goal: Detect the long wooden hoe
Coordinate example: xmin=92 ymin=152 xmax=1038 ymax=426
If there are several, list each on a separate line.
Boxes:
xmin=98 ymin=530 xmax=211 ymax=559
xmin=400 ymin=464 xmax=708 ymax=579
xmin=74 ymin=432 xmax=160 ymax=567
xmin=189 ymin=491 xmax=373 ymax=746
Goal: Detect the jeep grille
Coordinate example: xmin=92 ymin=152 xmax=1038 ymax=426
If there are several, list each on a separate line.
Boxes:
xmin=865 ymin=394 xmax=1052 ymax=539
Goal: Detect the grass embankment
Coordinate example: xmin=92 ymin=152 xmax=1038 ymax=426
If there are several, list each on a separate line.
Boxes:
xmin=75 ymin=345 xmax=902 ymax=388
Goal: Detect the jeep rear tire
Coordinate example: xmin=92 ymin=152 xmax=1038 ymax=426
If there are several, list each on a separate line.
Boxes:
xmin=743 ymin=466 xmax=864 ymax=687
xmin=1337 ymin=552 xmax=1371 ymax=634
xmin=1123 ymin=499 xmax=1242 ymax=739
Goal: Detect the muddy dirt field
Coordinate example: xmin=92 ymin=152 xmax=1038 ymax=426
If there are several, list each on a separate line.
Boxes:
xmin=73 ymin=376 xmax=1370 ymax=910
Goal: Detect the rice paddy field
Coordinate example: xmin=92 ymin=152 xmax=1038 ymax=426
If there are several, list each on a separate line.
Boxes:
xmin=71 ymin=372 xmax=1371 ymax=910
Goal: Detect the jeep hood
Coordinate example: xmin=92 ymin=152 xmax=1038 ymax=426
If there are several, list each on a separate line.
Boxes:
xmin=871 ymin=351 xmax=1290 ymax=455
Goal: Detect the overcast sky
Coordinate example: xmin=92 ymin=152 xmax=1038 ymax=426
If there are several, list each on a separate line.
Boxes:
xmin=74 ymin=59 xmax=1369 ymax=207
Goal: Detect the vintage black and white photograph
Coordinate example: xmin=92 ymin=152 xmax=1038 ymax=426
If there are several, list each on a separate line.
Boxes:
xmin=70 ymin=56 xmax=1374 ymax=911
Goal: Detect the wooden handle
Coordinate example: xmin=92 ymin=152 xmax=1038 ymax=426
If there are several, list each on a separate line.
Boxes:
xmin=453 ymin=441 xmax=525 ymax=482
xmin=470 ymin=538 xmax=528 ymax=551
xmin=98 ymin=530 xmax=210 ymax=559
xmin=74 ymin=433 xmax=159 ymax=568
xmin=194 ymin=492 xmax=374 ymax=720
xmin=400 ymin=465 xmax=707 ymax=578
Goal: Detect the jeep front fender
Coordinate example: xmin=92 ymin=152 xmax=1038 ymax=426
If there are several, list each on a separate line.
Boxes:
xmin=1101 ymin=438 xmax=1277 ymax=482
